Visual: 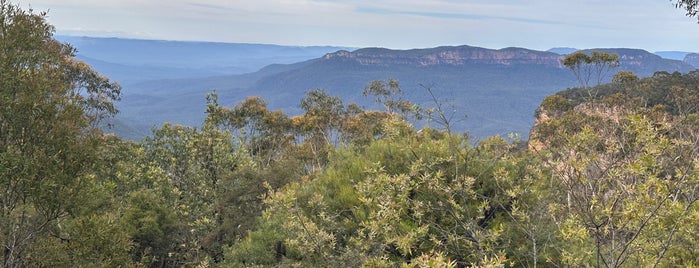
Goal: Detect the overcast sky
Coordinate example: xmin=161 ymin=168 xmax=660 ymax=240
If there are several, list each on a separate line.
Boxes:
xmin=21 ymin=0 xmax=699 ymax=52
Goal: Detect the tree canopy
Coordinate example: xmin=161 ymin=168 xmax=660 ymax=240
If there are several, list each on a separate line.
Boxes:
xmin=1 ymin=1 xmax=123 ymax=266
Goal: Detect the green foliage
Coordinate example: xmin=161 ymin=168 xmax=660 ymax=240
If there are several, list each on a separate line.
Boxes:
xmin=0 ymin=1 xmax=122 ymax=266
xmin=138 ymin=122 xmax=273 ymax=265
xmin=206 ymin=94 xmax=295 ymax=167
xmin=532 ymin=77 xmax=699 ymax=267
xmin=558 ymin=70 xmax=699 ymax=115
xmin=295 ymin=88 xmax=346 ymax=169
xmin=225 ymin=126 xmax=548 ymax=266
xmin=25 ymin=212 xmax=133 ymax=267
xmin=536 ymin=94 xmax=574 ymax=118
xmin=612 ymin=71 xmax=639 ymax=92
xmin=124 ymin=189 xmax=179 ymax=266
xmin=562 ymin=51 xmax=620 ymax=97
xmin=363 ymin=79 xmax=422 ymax=120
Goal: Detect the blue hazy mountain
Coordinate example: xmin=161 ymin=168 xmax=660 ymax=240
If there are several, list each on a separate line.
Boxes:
xmin=549 ymin=48 xmax=699 ymax=62
xmin=81 ymin=39 xmax=694 ymax=140
xmin=57 ymin=36 xmax=353 ymax=85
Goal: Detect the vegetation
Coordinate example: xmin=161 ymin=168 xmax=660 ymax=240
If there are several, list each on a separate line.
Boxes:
xmin=562 ymin=51 xmax=619 ymax=90
xmin=2 ymin=1 xmax=699 ymax=267
xmin=674 ymin=0 xmax=699 ymax=22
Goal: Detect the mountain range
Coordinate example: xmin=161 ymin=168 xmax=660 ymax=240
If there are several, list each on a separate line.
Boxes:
xmin=57 ymin=36 xmax=352 ymax=85
xmin=61 ymin=36 xmax=698 ymax=140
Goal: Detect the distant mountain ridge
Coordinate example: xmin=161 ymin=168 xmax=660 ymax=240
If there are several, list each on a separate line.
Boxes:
xmin=324 ymin=46 xmax=564 ymax=67
xmin=57 ymin=36 xmax=353 ymax=84
xmin=323 ymin=46 xmax=694 ymax=74
xmin=549 ymin=48 xmax=699 ymax=67
xmin=64 ymin=37 xmax=696 ymax=140
xmin=583 ymin=48 xmax=694 ymax=74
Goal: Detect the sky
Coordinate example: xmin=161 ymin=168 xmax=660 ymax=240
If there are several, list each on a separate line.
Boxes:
xmin=20 ymin=0 xmax=699 ymax=52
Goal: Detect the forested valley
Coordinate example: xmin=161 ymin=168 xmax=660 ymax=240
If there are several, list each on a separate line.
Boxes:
xmin=3 ymin=1 xmax=699 ymax=267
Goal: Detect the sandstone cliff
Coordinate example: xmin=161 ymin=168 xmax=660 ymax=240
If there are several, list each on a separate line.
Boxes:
xmin=321 ymin=46 xmax=695 ymax=76
xmin=323 ymin=46 xmax=565 ymax=67
xmin=684 ymin=53 xmax=699 ymax=68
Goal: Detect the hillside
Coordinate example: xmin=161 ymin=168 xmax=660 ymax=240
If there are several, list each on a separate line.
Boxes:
xmin=686 ymin=53 xmax=699 ymax=68
xmin=111 ymin=44 xmax=696 ymax=140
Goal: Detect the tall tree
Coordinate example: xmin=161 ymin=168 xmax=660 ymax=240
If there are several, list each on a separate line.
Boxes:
xmin=562 ymin=51 xmax=620 ymax=98
xmin=206 ymin=93 xmax=294 ymax=167
xmin=0 ymin=1 xmax=121 ymax=266
xmin=363 ymin=79 xmax=422 ymax=119
xmin=295 ymin=89 xmax=347 ymax=169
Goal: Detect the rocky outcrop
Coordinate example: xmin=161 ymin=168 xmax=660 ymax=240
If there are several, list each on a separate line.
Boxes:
xmin=322 ymin=46 xmax=565 ymax=67
xmin=684 ymin=53 xmax=699 ymax=68
xmin=322 ymin=46 xmax=696 ymax=76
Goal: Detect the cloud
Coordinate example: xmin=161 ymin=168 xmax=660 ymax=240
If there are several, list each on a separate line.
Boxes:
xmin=356 ymin=6 xmax=564 ymax=25
xmin=187 ymin=2 xmax=235 ymax=11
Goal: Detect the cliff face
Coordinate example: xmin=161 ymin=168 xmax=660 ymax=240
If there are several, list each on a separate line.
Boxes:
xmin=582 ymin=48 xmax=695 ymax=75
xmin=684 ymin=53 xmax=699 ymax=68
xmin=322 ymin=46 xmax=696 ymax=76
xmin=322 ymin=46 xmax=565 ymax=67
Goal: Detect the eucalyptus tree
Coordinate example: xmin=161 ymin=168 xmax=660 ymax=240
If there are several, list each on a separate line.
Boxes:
xmin=562 ymin=51 xmax=619 ymax=99
xmin=0 ymin=1 xmax=121 ymax=266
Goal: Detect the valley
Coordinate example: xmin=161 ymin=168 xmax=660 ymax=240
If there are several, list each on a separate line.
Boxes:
xmin=67 ymin=37 xmax=698 ymax=140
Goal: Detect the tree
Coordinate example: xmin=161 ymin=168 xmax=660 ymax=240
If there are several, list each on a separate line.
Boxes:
xmin=363 ymin=79 xmax=422 ymax=119
xmin=0 ymin=1 xmax=121 ymax=266
xmin=612 ymin=71 xmax=639 ymax=94
xmin=562 ymin=51 xmax=620 ymax=94
xmin=25 ymin=136 xmax=138 ymax=267
xmin=673 ymin=0 xmax=699 ymax=22
xmin=299 ymin=89 xmax=345 ymax=144
xmin=206 ymin=93 xmax=295 ymax=167
xmin=295 ymin=89 xmax=346 ymax=169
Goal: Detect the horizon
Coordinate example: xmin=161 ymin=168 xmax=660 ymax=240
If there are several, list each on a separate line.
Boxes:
xmin=54 ymin=34 xmax=699 ymax=56
xmin=25 ymin=1 xmax=699 ymax=52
